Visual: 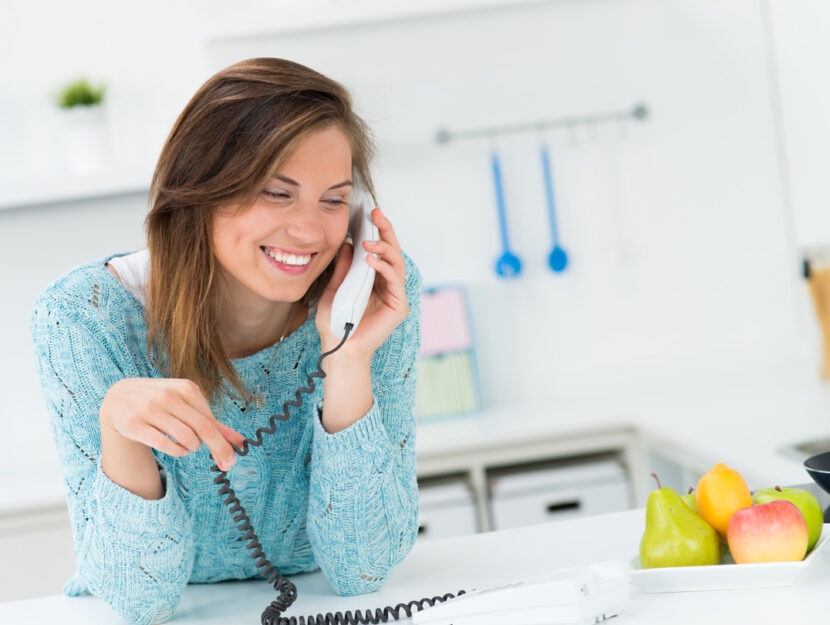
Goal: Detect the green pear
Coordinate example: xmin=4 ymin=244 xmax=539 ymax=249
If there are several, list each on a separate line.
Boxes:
xmin=640 ymin=473 xmax=723 ymax=568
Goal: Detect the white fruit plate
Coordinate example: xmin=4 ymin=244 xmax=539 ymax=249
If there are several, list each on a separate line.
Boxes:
xmin=629 ymin=524 xmax=830 ymax=593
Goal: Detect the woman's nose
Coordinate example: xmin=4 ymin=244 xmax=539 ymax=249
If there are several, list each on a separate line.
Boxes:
xmin=284 ymin=199 xmax=324 ymax=242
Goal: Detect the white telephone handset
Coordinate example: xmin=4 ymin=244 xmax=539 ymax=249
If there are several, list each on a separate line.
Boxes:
xmin=329 ymin=191 xmax=379 ymax=339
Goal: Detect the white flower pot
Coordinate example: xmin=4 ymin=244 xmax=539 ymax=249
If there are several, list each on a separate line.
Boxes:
xmin=59 ymin=105 xmax=109 ymax=175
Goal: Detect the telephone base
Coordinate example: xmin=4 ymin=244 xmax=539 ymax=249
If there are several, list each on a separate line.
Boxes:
xmin=410 ymin=560 xmax=628 ymax=625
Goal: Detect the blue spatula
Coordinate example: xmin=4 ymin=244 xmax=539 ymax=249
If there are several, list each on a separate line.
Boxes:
xmin=540 ymin=143 xmax=568 ymax=272
xmin=490 ymin=151 xmax=522 ymax=278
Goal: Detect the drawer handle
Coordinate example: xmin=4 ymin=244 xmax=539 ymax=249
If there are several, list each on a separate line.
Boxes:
xmin=546 ymin=500 xmax=580 ymax=514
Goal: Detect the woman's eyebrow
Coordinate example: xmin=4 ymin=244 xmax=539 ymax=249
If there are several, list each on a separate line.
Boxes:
xmin=270 ymin=174 xmax=353 ymax=190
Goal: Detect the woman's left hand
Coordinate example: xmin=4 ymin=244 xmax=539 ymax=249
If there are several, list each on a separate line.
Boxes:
xmin=316 ymin=207 xmax=409 ymax=361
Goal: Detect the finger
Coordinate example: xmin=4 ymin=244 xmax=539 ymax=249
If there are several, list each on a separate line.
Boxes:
xmin=217 ymin=421 xmax=246 ymax=449
xmin=177 ymin=379 xmax=217 ymax=422
xmin=152 ymin=409 xmax=202 ymax=452
xmin=372 ymin=208 xmax=401 ymax=252
xmin=363 ymin=239 xmax=405 ymax=274
xmin=171 ymin=393 xmax=238 ymax=469
xmin=366 ymin=253 xmax=407 ymax=303
xmin=138 ymin=424 xmax=192 ymax=458
xmin=176 ymin=379 xmax=244 ymax=445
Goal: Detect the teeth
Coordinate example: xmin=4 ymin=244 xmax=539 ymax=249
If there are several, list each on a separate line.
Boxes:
xmin=263 ymin=247 xmax=312 ymax=266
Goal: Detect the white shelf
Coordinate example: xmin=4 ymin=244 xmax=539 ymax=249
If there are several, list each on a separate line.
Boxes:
xmin=202 ymin=0 xmax=561 ymax=43
xmin=0 ymin=166 xmax=153 ymax=211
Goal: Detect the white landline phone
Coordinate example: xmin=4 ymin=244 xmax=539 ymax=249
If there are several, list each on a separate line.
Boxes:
xmin=329 ymin=188 xmax=379 ymax=339
xmin=214 ymin=189 xmax=631 ymax=624
xmin=410 ymin=560 xmax=628 ymax=625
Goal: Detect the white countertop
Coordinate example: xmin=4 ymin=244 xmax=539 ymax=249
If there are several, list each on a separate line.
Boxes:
xmin=8 ymin=363 xmax=830 ymax=515
xmin=417 ymin=363 xmax=830 ymax=491
xmin=3 ymin=508 xmax=829 ymax=624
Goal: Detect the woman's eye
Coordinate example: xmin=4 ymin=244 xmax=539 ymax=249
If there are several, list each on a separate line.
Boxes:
xmin=262 ymin=190 xmax=289 ymax=200
xmin=261 ymin=190 xmax=347 ymax=208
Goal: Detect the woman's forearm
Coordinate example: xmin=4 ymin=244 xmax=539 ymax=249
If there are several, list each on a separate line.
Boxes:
xmin=320 ymin=352 xmax=373 ymax=433
xmin=99 ymin=416 xmax=165 ymax=500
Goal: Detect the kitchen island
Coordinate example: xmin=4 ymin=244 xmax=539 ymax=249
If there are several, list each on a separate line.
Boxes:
xmin=3 ymin=483 xmax=829 ymax=625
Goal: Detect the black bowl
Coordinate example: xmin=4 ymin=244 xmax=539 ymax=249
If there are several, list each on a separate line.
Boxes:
xmin=804 ymin=451 xmax=830 ymax=495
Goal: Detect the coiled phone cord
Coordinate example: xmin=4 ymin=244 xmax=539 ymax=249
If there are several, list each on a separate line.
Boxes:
xmin=209 ymin=322 xmax=466 ymax=624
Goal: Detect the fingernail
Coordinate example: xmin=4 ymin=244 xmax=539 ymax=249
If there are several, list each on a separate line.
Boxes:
xmin=225 ymin=454 xmax=236 ymax=469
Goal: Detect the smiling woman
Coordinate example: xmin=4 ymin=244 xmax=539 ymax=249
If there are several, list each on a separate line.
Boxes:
xmin=210 ymin=125 xmax=354 ymax=360
xmin=28 ymin=57 xmax=422 ymax=625
xmin=145 ymin=59 xmax=380 ymax=403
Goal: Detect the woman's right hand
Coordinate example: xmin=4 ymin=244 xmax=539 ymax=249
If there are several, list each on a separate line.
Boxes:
xmin=100 ymin=378 xmax=245 ymax=472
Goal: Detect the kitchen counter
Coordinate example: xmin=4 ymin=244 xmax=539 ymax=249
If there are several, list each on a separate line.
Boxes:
xmin=3 ymin=498 xmax=829 ymax=624
xmin=417 ymin=363 xmax=830 ymax=494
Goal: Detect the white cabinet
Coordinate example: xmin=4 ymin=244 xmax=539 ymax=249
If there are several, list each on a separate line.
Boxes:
xmin=488 ymin=457 xmax=632 ymax=531
xmin=0 ymin=506 xmax=76 ymax=603
xmin=416 ymin=476 xmax=479 ymax=542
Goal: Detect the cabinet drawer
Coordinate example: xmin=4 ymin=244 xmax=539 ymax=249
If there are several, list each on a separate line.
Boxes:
xmin=417 ymin=477 xmax=478 ymax=541
xmin=488 ymin=458 xmax=632 ymax=531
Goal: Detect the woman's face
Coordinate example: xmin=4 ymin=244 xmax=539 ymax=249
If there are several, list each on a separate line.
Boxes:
xmin=212 ymin=125 xmax=353 ymax=307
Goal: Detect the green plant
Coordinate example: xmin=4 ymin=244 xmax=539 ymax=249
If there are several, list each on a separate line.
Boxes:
xmin=55 ymin=77 xmax=106 ymax=109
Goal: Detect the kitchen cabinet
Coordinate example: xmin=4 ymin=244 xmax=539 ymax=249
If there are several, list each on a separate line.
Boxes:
xmin=488 ymin=455 xmax=632 ymax=531
xmin=0 ymin=506 xmax=75 ymax=603
xmin=202 ymin=0 xmax=562 ymax=43
xmin=416 ymin=474 xmax=479 ymax=541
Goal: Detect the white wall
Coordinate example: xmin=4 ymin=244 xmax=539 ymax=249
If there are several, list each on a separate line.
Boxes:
xmin=0 ymin=0 xmax=824 ymax=510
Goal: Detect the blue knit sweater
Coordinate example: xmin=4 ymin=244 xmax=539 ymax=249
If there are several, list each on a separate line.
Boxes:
xmin=28 ymin=250 xmax=422 ymax=625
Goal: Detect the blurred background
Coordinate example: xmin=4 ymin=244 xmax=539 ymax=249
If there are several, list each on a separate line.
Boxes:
xmin=4 ymin=0 xmax=830 ymax=604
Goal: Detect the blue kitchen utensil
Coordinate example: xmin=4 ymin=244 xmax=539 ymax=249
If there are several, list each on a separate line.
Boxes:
xmin=490 ymin=151 xmax=522 ymax=278
xmin=540 ymin=143 xmax=568 ymax=272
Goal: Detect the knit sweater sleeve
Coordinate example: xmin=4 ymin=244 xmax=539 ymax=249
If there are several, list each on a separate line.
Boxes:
xmin=28 ymin=285 xmax=195 ymax=625
xmin=307 ymin=251 xmax=422 ymax=596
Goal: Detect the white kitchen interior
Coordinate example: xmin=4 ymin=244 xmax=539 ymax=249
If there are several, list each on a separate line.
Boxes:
xmin=3 ymin=0 xmax=830 ymax=623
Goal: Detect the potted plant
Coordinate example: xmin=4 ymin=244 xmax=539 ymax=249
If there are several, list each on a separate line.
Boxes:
xmin=54 ymin=77 xmax=109 ymax=174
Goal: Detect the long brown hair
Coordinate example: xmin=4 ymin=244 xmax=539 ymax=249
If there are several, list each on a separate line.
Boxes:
xmin=144 ymin=57 xmax=377 ymax=405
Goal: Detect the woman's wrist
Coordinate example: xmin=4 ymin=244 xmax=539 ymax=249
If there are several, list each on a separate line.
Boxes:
xmin=100 ymin=413 xmax=165 ymax=500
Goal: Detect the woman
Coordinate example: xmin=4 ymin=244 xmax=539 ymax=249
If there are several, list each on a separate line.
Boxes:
xmin=29 ymin=57 xmax=422 ymax=625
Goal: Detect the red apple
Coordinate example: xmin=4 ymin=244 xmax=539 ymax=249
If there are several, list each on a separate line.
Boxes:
xmin=727 ymin=500 xmax=808 ymax=564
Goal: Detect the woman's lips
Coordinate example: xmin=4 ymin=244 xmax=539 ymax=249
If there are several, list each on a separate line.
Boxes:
xmin=261 ymin=247 xmax=315 ymax=275
xmin=261 ymin=245 xmax=317 ymax=257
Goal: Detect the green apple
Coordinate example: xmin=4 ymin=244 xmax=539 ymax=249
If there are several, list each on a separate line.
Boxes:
xmin=681 ymin=487 xmax=698 ymax=514
xmin=752 ymin=485 xmax=823 ymax=551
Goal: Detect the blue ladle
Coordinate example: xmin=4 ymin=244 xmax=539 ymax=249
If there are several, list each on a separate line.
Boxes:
xmin=490 ymin=151 xmax=522 ymax=278
xmin=540 ymin=144 xmax=568 ymax=272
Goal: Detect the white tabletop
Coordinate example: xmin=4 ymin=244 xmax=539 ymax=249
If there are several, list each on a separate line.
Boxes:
xmin=3 ymin=507 xmax=829 ymax=624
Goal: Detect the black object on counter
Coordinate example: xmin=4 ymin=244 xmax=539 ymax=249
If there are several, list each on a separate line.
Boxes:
xmin=802 ymin=452 xmax=830 ymax=521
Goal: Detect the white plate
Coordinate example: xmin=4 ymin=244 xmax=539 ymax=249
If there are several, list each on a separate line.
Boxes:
xmin=629 ymin=524 xmax=830 ymax=593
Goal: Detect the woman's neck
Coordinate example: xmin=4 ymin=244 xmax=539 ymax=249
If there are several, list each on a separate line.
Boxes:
xmin=218 ymin=296 xmax=306 ymax=360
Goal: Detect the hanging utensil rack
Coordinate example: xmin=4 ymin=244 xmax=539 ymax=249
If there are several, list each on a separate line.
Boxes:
xmin=434 ymin=102 xmax=649 ymax=144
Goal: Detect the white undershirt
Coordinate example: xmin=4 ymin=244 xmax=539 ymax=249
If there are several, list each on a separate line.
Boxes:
xmin=107 ymin=249 xmax=150 ymax=306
